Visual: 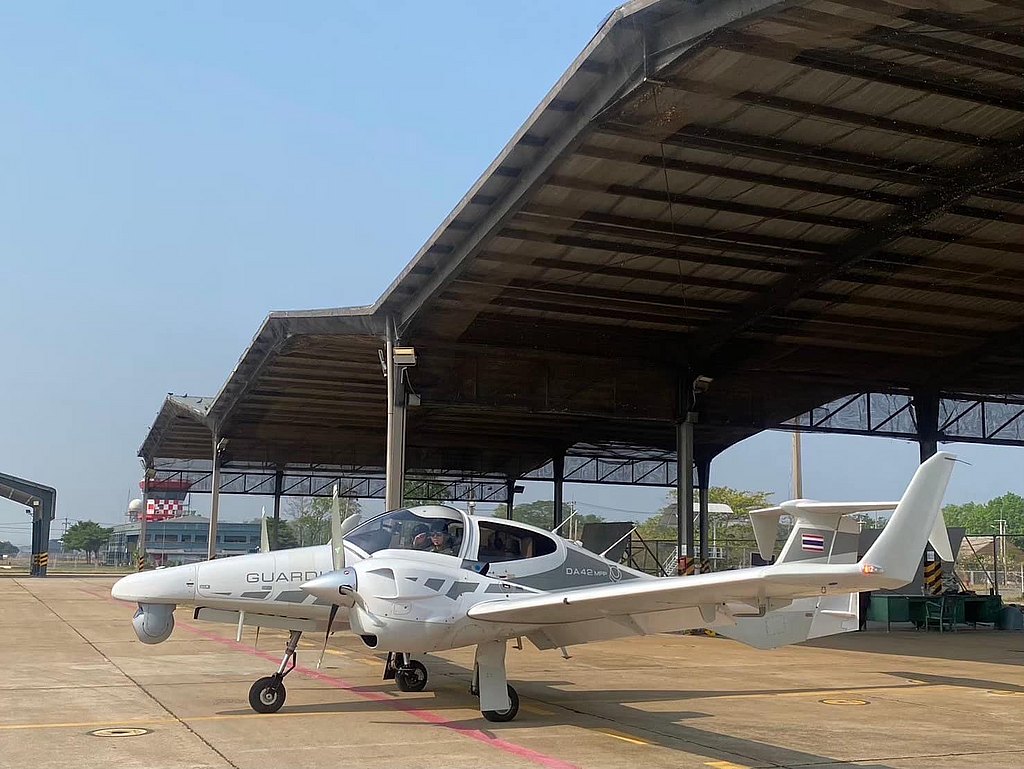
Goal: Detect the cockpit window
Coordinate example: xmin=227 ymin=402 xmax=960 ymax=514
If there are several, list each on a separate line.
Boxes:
xmin=477 ymin=521 xmax=557 ymax=562
xmin=347 ymin=507 xmax=464 ymax=557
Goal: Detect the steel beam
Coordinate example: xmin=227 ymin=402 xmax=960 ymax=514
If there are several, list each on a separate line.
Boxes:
xmin=690 ymin=139 xmax=1024 ymax=359
xmin=716 ymin=31 xmax=1024 ymax=113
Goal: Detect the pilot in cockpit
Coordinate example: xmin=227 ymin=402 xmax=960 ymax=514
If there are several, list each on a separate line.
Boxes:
xmin=425 ymin=528 xmax=454 ymax=557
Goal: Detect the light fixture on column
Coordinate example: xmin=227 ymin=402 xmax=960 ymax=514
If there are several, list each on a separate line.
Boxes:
xmin=393 ymin=346 xmax=417 ymax=366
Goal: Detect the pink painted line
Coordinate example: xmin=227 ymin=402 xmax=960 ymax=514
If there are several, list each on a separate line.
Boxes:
xmin=177 ymin=619 xmax=581 ymax=769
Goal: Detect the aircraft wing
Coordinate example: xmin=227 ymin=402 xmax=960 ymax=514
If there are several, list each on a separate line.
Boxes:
xmin=468 ymin=563 xmax=869 ymax=627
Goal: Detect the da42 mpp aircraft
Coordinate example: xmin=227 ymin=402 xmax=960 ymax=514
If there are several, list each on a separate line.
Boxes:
xmin=112 ymin=452 xmax=957 ymax=722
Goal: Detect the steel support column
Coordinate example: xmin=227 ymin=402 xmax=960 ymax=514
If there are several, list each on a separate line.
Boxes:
xmin=272 ymin=467 xmax=284 ymax=550
xmin=30 ymin=511 xmax=43 ymax=577
xmin=208 ymin=435 xmax=222 ymax=560
xmin=384 ymin=317 xmax=407 ymax=511
xmin=676 ymin=416 xmax=695 ymax=563
xmin=914 ymin=388 xmax=940 ymax=461
xmin=552 ymin=452 xmax=565 ymax=529
xmin=505 ymin=478 xmax=517 ymax=520
xmin=696 ymin=455 xmax=711 ymax=571
xmin=138 ymin=472 xmax=149 ymax=570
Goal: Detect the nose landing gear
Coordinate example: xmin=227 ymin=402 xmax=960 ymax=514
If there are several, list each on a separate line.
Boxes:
xmin=248 ymin=629 xmax=301 ymax=714
xmin=384 ymin=651 xmax=429 ymax=692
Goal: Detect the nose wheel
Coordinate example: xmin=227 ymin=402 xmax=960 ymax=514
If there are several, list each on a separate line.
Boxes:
xmin=248 ymin=629 xmax=301 ymax=714
xmin=249 ymin=675 xmax=287 ymax=713
xmin=395 ymin=660 xmax=428 ymax=692
xmin=385 ymin=652 xmax=430 ymax=692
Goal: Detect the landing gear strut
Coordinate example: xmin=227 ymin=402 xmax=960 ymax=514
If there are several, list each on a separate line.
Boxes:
xmin=248 ymin=629 xmax=301 ymax=714
xmin=473 ymin=639 xmax=519 ymax=722
xmin=384 ymin=651 xmax=429 ymax=692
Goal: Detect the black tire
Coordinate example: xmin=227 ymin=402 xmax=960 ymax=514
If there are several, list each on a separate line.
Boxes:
xmin=395 ymin=660 xmax=428 ymax=692
xmin=249 ymin=676 xmax=286 ymax=714
xmin=482 ymin=685 xmax=519 ymax=722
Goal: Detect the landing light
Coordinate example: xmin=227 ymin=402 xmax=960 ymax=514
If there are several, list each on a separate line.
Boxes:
xmin=861 ymin=563 xmax=884 ymax=575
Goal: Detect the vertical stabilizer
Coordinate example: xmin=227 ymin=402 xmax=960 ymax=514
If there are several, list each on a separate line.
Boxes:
xmin=862 ymin=452 xmax=956 ymax=584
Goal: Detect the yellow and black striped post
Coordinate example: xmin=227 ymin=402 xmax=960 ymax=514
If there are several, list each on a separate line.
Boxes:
xmin=700 ymin=558 xmax=712 ymax=574
xmin=924 ymin=557 xmax=943 ymax=595
xmin=37 ymin=552 xmax=48 ymax=577
xmin=677 ymin=556 xmax=695 ymax=576
xmin=137 ymin=553 xmax=146 ymax=572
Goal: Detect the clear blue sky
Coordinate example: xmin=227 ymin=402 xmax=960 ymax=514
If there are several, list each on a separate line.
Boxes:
xmin=1 ymin=2 xmax=1021 ymax=545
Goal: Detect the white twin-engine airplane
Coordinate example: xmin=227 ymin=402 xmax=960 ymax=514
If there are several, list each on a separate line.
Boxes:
xmin=112 ymin=452 xmax=957 ymax=722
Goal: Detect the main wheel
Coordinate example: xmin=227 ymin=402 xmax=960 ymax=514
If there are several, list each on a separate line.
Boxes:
xmin=482 ymin=685 xmax=519 ymax=722
xmin=395 ymin=660 xmax=428 ymax=692
xmin=249 ymin=676 xmax=287 ymax=713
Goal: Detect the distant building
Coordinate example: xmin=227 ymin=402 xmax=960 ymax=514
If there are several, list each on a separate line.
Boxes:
xmin=105 ymin=516 xmax=261 ymax=566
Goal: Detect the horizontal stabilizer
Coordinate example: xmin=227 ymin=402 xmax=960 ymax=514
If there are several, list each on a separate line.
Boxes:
xmin=749 ymin=500 xmax=899 ymax=560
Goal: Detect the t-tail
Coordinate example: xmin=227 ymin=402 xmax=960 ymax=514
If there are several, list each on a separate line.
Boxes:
xmin=719 ymin=452 xmax=956 ymax=649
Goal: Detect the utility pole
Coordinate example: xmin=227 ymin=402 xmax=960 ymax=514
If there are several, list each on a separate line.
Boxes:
xmin=791 ymin=431 xmax=803 ymax=499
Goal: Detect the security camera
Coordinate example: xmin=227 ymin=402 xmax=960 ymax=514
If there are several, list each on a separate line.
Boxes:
xmin=693 ymin=375 xmax=714 ymax=394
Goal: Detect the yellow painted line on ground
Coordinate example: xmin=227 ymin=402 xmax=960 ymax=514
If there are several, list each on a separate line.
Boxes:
xmin=705 ymin=761 xmax=749 ymax=769
xmin=596 ymin=729 xmax=650 ymax=746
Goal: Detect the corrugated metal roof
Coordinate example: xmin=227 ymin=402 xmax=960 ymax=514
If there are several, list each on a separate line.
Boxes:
xmin=141 ymin=0 xmax=1024 ymax=475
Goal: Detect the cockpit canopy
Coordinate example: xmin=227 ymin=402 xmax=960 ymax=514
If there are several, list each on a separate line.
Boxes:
xmin=345 ymin=504 xmax=562 ymax=567
xmin=346 ymin=505 xmax=466 ymax=557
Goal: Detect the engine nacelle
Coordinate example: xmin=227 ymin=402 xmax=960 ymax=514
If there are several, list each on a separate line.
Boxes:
xmin=133 ymin=603 xmax=175 ymax=644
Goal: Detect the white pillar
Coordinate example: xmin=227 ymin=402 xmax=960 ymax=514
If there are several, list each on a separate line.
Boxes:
xmin=384 ymin=317 xmax=407 ymax=511
xmin=207 ymin=434 xmax=222 ymax=560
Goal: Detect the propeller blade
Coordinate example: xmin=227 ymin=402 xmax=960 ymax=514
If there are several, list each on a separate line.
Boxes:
xmin=317 ymin=604 xmax=339 ymax=670
xmin=331 ymin=484 xmax=345 ymax=570
xmin=260 ymin=507 xmax=270 ymax=554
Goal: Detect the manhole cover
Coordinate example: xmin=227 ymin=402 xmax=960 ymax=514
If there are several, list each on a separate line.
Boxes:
xmin=820 ymin=698 xmax=869 ymax=706
xmin=88 ymin=727 xmax=152 ymax=737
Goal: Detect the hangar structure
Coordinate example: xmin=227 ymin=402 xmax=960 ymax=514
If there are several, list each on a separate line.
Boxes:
xmin=140 ymin=0 xmax=1024 ymax=565
xmin=0 ymin=472 xmax=57 ymax=577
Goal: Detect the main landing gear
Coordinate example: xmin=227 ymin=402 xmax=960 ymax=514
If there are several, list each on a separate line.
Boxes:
xmin=472 ymin=639 xmax=519 ymax=722
xmin=248 ymin=629 xmax=301 ymax=714
xmin=384 ymin=651 xmax=429 ymax=692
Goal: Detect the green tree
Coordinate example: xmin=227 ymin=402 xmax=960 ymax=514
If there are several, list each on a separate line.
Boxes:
xmin=286 ymin=496 xmax=361 ymax=547
xmin=249 ymin=517 xmax=300 ymax=550
xmin=636 ymin=487 xmax=774 ymax=568
xmin=0 ymin=541 xmax=18 ymax=556
xmin=497 ymin=500 xmax=588 ymax=530
xmin=62 ymin=521 xmax=113 ymax=561
xmin=944 ymin=493 xmax=1024 ymax=549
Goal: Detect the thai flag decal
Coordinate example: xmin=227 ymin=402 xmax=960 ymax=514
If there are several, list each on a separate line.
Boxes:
xmin=801 ymin=533 xmax=826 ymax=552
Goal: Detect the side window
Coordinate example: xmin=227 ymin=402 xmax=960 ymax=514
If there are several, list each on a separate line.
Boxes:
xmin=478 ymin=522 xmax=557 ymax=562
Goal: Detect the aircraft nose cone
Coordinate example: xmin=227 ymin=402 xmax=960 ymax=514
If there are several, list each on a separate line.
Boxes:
xmin=301 ymin=568 xmax=358 ymax=604
xmin=111 ymin=564 xmax=197 ymax=603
